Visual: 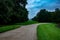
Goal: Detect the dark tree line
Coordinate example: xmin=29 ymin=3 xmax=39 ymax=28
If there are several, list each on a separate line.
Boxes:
xmin=0 ymin=0 xmax=28 ymax=25
xmin=32 ymin=8 xmax=60 ymax=23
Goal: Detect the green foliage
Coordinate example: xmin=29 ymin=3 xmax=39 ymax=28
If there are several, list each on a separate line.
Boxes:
xmin=0 ymin=20 xmax=38 ymax=33
xmin=32 ymin=8 xmax=60 ymax=23
xmin=37 ymin=9 xmax=51 ymax=22
xmin=54 ymin=8 xmax=60 ymax=22
xmin=37 ymin=23 xmax=60 ymax=40
xmin=0 ymin=0 xmax=28 ymax=25
xmin=15 ymin=20 xmax=38 ymax=25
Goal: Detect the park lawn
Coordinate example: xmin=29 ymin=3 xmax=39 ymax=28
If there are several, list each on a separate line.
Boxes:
xmin=37 ymin=23 xmax=60 ymax=40
xmin=0 ymin=20 xmax=38 ymax=33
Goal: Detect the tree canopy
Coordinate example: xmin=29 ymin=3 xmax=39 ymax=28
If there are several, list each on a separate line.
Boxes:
xmin=0 ymin=0 xmax=28 ymax=25
xmin=32 ymin=8 xmax=60 ymax=23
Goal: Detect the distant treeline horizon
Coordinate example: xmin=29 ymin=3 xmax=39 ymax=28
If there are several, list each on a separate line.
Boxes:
xmin=32 ymin=8 xmax=60 ymax=23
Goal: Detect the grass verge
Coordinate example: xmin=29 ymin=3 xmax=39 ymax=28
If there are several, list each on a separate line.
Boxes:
xmin=0 ymin=25 xmax=20 ymax=33
xmin=0 ymin=20 xmax=38 ymax=33
xmin=37 ymin=23 xmax=60 ymax=40
xmin=15 ymin=20 xmax=38 ymax=25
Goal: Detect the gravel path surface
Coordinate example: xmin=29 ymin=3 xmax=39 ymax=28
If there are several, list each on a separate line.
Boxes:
xmin=0 ymin=24 xmax=39 ymax=40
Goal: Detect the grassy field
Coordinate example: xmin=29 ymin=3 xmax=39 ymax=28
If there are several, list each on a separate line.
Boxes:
xmin=0 ymin=20 xmax=38 ymax=33
xmin=37 ymin=23 xmax=60 ymax=40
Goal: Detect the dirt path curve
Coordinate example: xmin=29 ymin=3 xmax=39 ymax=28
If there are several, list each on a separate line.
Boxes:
xmin=0 ymin=24 xmax=39 ymax=40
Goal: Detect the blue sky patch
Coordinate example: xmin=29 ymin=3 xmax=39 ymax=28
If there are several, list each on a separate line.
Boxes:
xmin=26 ymin=0 xmax=60 ymax=19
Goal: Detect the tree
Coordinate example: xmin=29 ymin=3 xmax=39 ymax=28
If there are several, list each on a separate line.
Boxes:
xmin=32 ymin=8 xmax=60 ymax=23
xmin=33 ymin=9 xmax=51 ymax=22
xmin=0 ymin=0 xmax=28 ymax=25
xmin=55 ymin=8 xmax=60 ymax=22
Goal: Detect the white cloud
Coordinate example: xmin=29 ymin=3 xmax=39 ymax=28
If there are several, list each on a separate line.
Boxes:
xmin=26 ymin=0 xmax=60 ymax=19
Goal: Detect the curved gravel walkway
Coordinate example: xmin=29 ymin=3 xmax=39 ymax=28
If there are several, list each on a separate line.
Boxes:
xmin=0 ymin=24 xmax=39 ymax=40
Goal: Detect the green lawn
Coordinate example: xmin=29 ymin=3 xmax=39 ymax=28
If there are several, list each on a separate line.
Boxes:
xmin=37 ymin=23 xmax=60 ymax=40
xmin=0 ymin=20 xmax=38 ymax=33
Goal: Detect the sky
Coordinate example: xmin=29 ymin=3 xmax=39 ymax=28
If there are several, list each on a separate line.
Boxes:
xmin=26 ymin=0 xmax=60 ymax=19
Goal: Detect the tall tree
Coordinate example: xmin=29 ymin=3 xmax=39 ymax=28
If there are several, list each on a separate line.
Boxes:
xmin=55 ymin=8 xmax=60 ymax=22
xmin=0 ymin=0 xmax=28 ymax=25
xmin=35 ymin=9 xmax=51 ymax=22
